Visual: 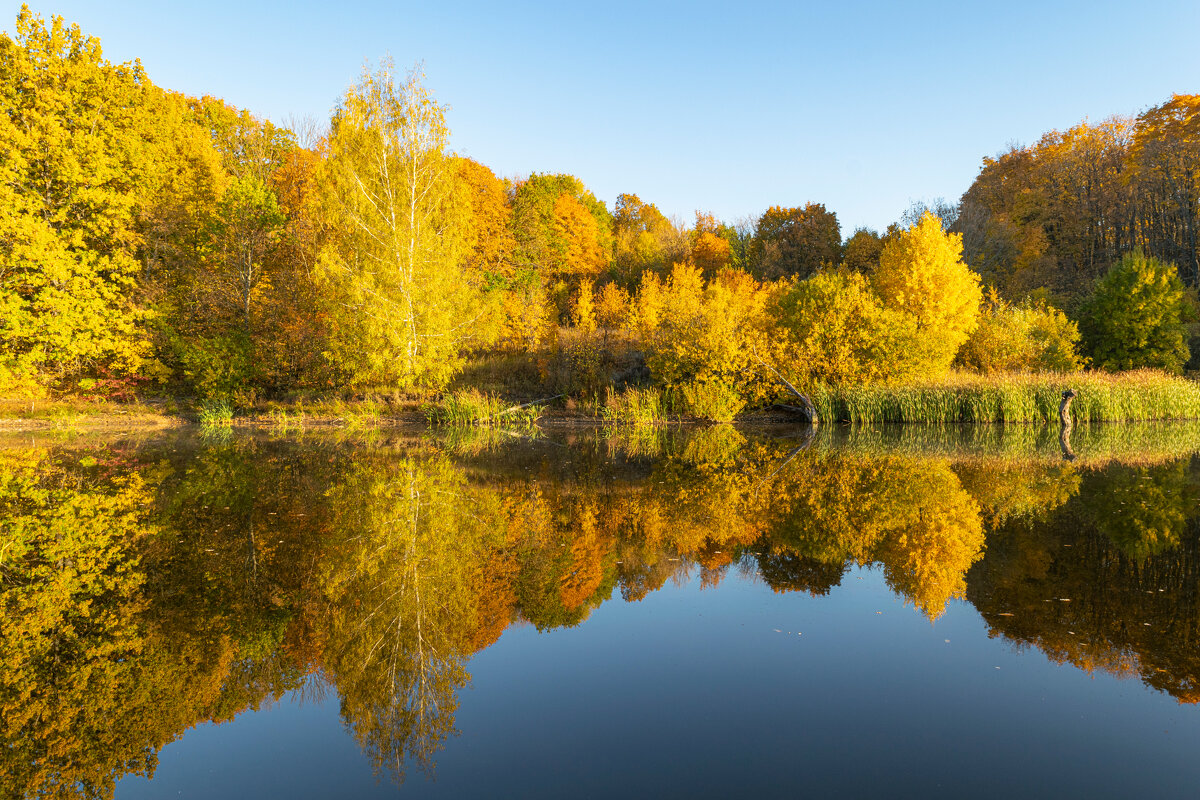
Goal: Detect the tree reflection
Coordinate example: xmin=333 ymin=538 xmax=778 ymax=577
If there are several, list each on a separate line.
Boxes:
xmin=2 ymin=432 xmax=1200 ymax=798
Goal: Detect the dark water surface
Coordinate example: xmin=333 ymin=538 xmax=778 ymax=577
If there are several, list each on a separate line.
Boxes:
xmin=4 ymin=424 xmax=1200 ymax=798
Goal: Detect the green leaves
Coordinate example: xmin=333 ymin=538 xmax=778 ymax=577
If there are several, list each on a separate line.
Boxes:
xmin=1081 ymin=251 xmax=1192 ymax=373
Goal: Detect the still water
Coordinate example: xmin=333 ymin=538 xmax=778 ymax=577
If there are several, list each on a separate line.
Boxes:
xmin=4 ymin=424 xmax=1200 ymax=798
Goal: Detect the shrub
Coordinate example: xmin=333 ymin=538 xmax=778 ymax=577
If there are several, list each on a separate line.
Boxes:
xmin=771 ymin=269 xmax=920 ymax=386
xmin=1080 ymin=251 xmax=1193 ymax=374
xmin=957 ymin=291 xmax=1083 ymax=373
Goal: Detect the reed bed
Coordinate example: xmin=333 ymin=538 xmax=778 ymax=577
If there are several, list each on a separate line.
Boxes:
xmin=603 ymin=386 xmax=674 ymax=425
xmin=811 ymin=370 xmax=1200 ymax=425
xmin=424 ymin=389 xmax=541 ymax=428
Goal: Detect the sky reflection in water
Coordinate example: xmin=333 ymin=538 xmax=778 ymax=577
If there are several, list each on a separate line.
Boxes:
xmin=2 ymin=425 xmax=1199 ymax=798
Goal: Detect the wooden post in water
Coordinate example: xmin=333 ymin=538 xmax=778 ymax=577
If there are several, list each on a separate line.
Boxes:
xmin=1059 ymin=389 xmax=1076 ymax=428
xmin=1059 ymin=389 xmax=1077 ymax=462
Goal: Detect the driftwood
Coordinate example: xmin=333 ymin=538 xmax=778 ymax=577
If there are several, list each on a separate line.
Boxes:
xmin=482 ymin=394 xmax=563 ymax=422
xmin=751 ymin=350 xmax=818 ymax=426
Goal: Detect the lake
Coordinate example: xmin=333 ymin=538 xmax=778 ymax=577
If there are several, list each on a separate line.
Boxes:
xmin=3 ymin=423 xmax=1200 ymax=798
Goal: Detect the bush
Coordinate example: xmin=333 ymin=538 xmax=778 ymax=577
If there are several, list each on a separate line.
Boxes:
xmin=771 ymin=269 xmax=919 ymax=386
xmin=1080 ymin=251 xmax=1193 ymax=374
xmin=957 ymin=291 xmax=1083 ymax=373
xmin=642 ymin=265 xmax=774 ymax=414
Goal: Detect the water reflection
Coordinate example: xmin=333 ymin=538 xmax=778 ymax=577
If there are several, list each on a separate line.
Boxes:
xmin=2 ymin=424 xmax=1199 ymax=797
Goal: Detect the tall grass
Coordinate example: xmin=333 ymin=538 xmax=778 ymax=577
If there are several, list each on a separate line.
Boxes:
xmin=198 ymin=400 xmax=234 ymax=427
xmin=425 ymin=389 xmax=541 ymax=428
xmin=603 ymin=386 xmax=673 ymax=425
xmin=811 ymin=370 xmax=1200 ymax=425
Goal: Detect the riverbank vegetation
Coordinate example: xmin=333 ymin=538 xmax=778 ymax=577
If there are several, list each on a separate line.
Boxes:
xmin=3 ymin=7 xmax=1200 ymax=426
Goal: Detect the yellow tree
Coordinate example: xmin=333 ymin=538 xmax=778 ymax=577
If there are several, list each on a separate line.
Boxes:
xmin=455 ymin=157 xmax=516 ymax=281
xmin=0 ymin=7 xmax=156 ymax=394
xmin=571 ymin=279 xmax=598 ymax=333
xmin=551 ymin=194 xmax=607 ymax=278
xmin=318 ymin=62 xmax=493 ymax=389
xmin=872 ymin=211 xmax=983 ymax=373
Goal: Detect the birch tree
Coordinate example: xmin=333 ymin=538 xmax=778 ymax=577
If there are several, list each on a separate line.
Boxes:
xmin=318 ymin=61 xmax=490 ymax=389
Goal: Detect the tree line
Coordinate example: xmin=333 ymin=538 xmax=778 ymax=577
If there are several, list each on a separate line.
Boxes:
xmin=2 ymin=7 xmax=1196 ymax=412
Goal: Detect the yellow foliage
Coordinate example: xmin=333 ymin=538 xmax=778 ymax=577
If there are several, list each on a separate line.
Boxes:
xmin=629 ymin=271 xmax=666 ymax=342
xmin=873 ymin=211 xmax=983 ymax=373
xmin=572 ymin=279 xmax=598 ymax=333
xmin=551 ymin=194 xmax=607 ymax=278
xmin=772 ymin=269 xmax=920 ymax=386
xmin=596 ymin=283 xmax=631 ymax=329
xmin=644 ymin=265 xmax=774 ymax=420
xmin=692 ymin=231 xmax=732 ymax=274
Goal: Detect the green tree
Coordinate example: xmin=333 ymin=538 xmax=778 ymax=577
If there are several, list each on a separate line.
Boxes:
xmin=1080 ymin=251 xmax=1192 ymax=373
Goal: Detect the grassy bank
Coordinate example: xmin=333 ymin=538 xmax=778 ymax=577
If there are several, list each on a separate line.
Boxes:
xmin=4 ymin=369 xmax=1199 ymax=431
xmin=809 ymin=370 xmax=1200 ymax=425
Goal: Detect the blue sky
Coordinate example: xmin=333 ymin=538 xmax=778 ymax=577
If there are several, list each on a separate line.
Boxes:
xmin=8 ymin=1 xmax=1199 ymax=233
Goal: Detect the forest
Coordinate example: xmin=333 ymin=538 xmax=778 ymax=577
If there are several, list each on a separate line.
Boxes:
xmin=3 ymin=6 xmax=1200 ymax=423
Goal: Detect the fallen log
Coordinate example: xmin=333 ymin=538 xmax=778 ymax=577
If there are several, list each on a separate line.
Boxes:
xmin=752 ymin=350 xmax=818 ymax=426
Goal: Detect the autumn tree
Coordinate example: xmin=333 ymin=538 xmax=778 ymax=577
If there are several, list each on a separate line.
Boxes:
xmin=455 ymin=157 xmax=516 ymax=282
xmin=318 ymin=62 xmax=494 ymax=389
xmin=872 ymin=211 xmax=983 ymax=373
xmin=840 ymin=227 xmax=884 ymax=272
xmin=1130 ymin=95 xmax=1200 ymax=287
xmin=691 ymin=212 xmax=734 ymax=275
xmin=0 ymin=7 xmax=156 ymax=394
xmin=612 ymin=193 xmax=686 ymax=283
xmin=750 ymin=203 xmax=841 ymax=280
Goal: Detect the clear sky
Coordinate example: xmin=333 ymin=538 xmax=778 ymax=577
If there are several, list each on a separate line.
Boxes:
xmin=7 ymin=1 xmax=1199 ymax=233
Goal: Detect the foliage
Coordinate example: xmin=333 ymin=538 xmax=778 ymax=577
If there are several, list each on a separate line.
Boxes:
xmin=872 ymin=211 xmax=983 ymax=374
xmin=0 ymin=449 xmax=158 ymax=799
xmin=957 ymin=291 xmax=1083 ymax=373
xmin=1080 ymin=251 xmax=1192 ymax=374
xmin=771 ymin=269 xmax=918 ymax=386
xmin=841 ymin=227 xmax=884 ymax=272
xmin=571 ymin=279 xmax=598 ymax=333
xmin=958 ymin=101 xmax=1200 ymax=299
xmin=317 ymin=61 xmax=494 ymax=390
xmin=612 ymin=193 xmax=684 ymax=283
xmin=0 ymin=8 xmax=155 ymax=392
xmin=642 ymin=266 xmax=775 ymax=420
xmin=455 ymin=157 xmax=516 ymax=282
xmin=751 ymin=203 xmax=841 ymax=280
xmin=511 ymin=173 xmax=614 ymax=299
